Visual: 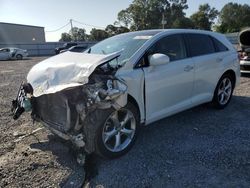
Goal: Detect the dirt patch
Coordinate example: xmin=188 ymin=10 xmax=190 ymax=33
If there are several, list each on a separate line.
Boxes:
xmin=0 ymin=57 xmax=85 ymax=188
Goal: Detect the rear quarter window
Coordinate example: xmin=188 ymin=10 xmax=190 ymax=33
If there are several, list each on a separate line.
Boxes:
xmin=186 ymin=33 xmax=215 ymax=57
xmin=211 ymin=37 xmax=228 ymax=52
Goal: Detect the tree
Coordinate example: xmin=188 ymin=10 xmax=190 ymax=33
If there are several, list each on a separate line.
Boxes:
xmin=117 ymin=0 xmax=188 ymax=30
xmin=117 ymin=10 xmax=133 ymax=27
xmin=59 ymin=33 xmax=72 ymax=42
xmin=105 ymin=24 xmax=130 ymax=36
xmin=69 ymin=27 xmax=87 ymax=41
xmin=215 ymin=3 xmax=250 ymax=33
xmin=89 ymin=28 xmax=109 ymax=41
xmin=190 ymin=3 xmax=219 ymax=30
xmin=172 ymin=17 xmax=194 ymax=29
xmin=59 ymin=27 xmax=87 ymax=42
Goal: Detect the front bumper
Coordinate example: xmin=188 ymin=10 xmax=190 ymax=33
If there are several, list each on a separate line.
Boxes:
xmin=12 ymin=77 xmax=128 ymax=153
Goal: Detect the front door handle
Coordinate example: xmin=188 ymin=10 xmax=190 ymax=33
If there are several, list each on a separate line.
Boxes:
xmin=184 ymin=65 xmax=194 ymax=72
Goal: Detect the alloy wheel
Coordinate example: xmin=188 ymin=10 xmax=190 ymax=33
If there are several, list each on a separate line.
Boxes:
xmin=217 ymin=77 xmax=232 ymax=105
xmin=102 ymin=109 xmax=136 ymax=153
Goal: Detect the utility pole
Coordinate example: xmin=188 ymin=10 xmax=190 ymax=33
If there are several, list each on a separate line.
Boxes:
xmin=161 ymin=5 xmax=167 ymax=29
xmin=70 ymin=19 xmax=73 ymax=31
xmin=69 ymin=19 xmax=74 ymax=41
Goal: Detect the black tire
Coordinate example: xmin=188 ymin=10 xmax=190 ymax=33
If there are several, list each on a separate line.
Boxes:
xmin=16 ymin=54 xmax=23 ymax=60
xmin=212 ymin=73 xmax=234 ymax=109
xmin=91 ymin=102 xmax=140 ymax=159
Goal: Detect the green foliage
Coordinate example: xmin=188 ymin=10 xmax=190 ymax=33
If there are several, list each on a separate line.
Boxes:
xmin=69 ymin=27 xmax=87 ymax=41
xmin=105 ymin=24 xmax=130 ymax=36
xmin=215 ymin=3 xmax=250 ymax=33
xmin=190 ymin=3 xmax=219 ymax=30
xmin=59 ymin=1 xmax=250 ymax=42
xmin=59 ymin=27 xmax=87 ymax=42
xmin=172 ymin=17 xmax=194 ymax=29
xmin=89 ymin=28 xmax=109 ymax=41
xmin=59 ymin=33 xmax=72 ymax=42
xmin=117 ymin=0 xmax=188 ymax=30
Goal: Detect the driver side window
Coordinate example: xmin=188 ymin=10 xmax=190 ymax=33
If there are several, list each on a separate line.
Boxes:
xmin=148 ymin=34 xmax=187 ymax=62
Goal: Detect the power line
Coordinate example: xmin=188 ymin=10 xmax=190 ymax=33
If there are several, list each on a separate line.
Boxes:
xmin=45 ymin=22 xmax=70 ymax=32
xmin=72 ymin=19 xmax=105 ymax=29
xmin=45 ymin=19 xmax=106 ymax=33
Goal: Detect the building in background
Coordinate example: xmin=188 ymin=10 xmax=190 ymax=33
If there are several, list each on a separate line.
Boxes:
xmin=0 ymin=22 xmax=45 ymax=44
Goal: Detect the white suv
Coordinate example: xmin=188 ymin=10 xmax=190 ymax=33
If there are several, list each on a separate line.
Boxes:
xmin=12 ymin=29 xmax=240 ymax=159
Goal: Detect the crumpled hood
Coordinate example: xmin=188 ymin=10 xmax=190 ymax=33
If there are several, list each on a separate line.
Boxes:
xmin=27 ymin=51 xmax=121 ymax=97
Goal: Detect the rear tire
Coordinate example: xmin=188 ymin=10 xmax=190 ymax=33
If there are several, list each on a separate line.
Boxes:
xmin=212 ymin=74 xmax=234 ymax=109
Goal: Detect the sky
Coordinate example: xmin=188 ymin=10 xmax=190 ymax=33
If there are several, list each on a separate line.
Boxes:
xmin=0 ymin=0 xmax=249 ymax=42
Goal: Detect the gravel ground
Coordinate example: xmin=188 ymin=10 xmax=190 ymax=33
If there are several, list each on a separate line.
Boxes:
xmin=0 ymin=57 xmax=250 ymax=187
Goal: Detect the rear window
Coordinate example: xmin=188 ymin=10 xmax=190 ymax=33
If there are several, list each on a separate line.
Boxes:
xmin=211 ymin=37 xmax=228 ymax=52
xmin=186 ymin=34 xmax=215 ymax=57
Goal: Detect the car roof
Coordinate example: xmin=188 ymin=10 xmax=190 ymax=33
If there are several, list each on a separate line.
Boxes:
xmin=115 ymin=29 xmax=226 ymax=41
xmin=131 ymin=29 xmax=222 ymax=36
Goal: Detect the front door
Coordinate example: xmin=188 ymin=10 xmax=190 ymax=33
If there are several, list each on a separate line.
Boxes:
xmin=143 ymin=34 xmax=195 ymax=124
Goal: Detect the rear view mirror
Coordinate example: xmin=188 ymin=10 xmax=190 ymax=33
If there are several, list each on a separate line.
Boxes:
xmin=149 ymin=53 xmax=170 ymax=66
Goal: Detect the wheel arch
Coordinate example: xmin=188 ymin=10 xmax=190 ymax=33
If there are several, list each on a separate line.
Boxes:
xmin=127 ymin=94 xmax=142 ymax=123
xmin=221 ymin=69 xmax=236 ymax=88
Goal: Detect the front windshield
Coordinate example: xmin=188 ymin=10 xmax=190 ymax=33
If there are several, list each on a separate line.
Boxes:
xmin=89 ymin=32 xmax=154 ymax=65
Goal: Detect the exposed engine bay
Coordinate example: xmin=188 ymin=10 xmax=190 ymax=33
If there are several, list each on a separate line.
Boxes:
xmin=239 ymin=28 xmax=250 ymax=57
xmin=239 ymin=28 xmax=250 ymax=70
xmin=11 ymin=51 xmax=128 ymax=156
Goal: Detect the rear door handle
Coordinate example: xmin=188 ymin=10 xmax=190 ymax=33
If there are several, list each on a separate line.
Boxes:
xmin=184 ymin=65 xmax=194 ymax=72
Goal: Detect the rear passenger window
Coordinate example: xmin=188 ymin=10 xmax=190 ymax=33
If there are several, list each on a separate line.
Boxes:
xmin=211 ymin=37 xmax=228 ymax=52
xmin=187 ymin=34 xmax=215 ymax=57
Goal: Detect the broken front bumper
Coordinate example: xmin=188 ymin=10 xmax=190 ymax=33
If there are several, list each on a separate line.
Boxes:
xmin=12 ymin=78 xmax=128 ymax=153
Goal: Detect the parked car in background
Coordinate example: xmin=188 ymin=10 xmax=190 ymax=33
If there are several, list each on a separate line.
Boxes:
xmin=55 ymin=42 xmax=77 ymax=54
xmin=12 ymin=29 xmax=240 ymax=159
xmin=60 ymin=45 xmax=88 ymax=53
xmin=239 ymin=28 xmax=250 ymax=72
xmin=0 ymin=47 xmax=28 ymax=60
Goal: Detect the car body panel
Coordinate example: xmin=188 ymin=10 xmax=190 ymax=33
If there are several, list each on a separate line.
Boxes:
xmin=27 ymin=50 xmax=122 ymax=97
xmin=143 ymin=58 xmax=195 ymax=124
xmin=116 ymin=68 xmax=145 ymax=123
xmin=117 ymin=29 xmax=240 ymax=124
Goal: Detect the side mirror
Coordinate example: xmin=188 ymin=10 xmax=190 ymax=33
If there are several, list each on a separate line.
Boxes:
xmin=149 ymin=53 xmax=170 ymax=66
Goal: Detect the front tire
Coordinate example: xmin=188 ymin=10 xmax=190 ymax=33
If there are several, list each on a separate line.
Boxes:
xmin=212 ymin=74 xmax=234 ymax=109
xmin=95 ymin=102 xmax=140 ymax=159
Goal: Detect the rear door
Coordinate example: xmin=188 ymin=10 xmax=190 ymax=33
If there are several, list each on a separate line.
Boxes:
xmin=143 ymin=34 xmax=195 ymax=124
xmin=185 ymin=33 xmax=220 ymax=104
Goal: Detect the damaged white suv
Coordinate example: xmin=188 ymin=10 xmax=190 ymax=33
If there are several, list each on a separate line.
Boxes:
xmin=12 ymin=29 xmax=240 ymax=159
